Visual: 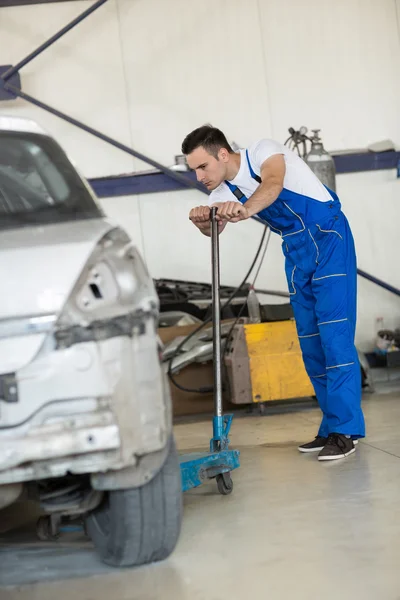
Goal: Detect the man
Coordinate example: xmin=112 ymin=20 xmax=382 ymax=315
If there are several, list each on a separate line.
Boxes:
xmin=182 ymin=125 xmax=365 ymax=461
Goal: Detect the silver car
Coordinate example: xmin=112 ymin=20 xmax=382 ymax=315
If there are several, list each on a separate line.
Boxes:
xmin=0 ymin=116 xmax=182 ymax=567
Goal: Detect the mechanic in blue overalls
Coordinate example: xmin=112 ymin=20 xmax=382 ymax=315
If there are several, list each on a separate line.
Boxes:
xmin=182 ymin=125 xmax=365 ymax=461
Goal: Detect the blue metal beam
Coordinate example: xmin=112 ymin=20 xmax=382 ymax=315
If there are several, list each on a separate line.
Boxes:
xmin=90 ymin=170 xmax=204 ymax=198
xmin=357 ymin=269 xmax=400 ymax=297
xmin=333 ymin=151 xmax=400 ymax=174
xmin=89 ymin=151 xmax=400 ymax=199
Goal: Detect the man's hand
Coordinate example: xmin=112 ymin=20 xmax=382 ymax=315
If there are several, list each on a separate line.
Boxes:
xmin=189 ymin=205 xmax=227 ymax=236
xmin=212 ymin=201 xmax=250 ymax=223
xmin=189 ymin=205 xmax=211 ymax=225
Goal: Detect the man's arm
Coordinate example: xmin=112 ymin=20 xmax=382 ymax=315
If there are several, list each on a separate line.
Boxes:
xmin=244 ymin=154 xmax=285 ymax=217
xmin=216 ymin=154 xmax=286 ymax=222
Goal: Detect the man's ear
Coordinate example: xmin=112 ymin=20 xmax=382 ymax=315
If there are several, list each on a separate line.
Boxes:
xmin=218 ymin=147 xmax=230 ymax=163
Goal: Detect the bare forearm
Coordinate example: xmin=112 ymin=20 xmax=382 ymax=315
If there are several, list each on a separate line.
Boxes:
xmin=244 ymin=180 xmax=283 ymax=218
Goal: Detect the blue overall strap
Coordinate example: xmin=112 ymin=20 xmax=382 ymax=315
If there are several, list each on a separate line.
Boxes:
xmin=225 ymin=149 xmax=261 ymax=202
xmin=225 ymin=180 xmax=247 ymax=203
xmin=245 ymin=149 xmax=261 ymax=183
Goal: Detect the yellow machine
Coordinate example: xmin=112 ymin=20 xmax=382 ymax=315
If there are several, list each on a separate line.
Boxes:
xmin=225 ymin=320 xmax=314 ymax=404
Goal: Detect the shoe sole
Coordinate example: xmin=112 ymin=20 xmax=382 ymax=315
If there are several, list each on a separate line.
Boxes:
xmin=318 ymin=447 xmax=356 ymax=461
xmin=298 ymin=440 xmax=358 ymax=454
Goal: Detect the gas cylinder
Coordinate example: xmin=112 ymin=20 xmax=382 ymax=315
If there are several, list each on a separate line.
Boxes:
xmin=305 ymin=129 xmax=336 ymax=192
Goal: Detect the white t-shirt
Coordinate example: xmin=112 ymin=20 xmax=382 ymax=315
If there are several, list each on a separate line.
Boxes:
xmin=208 ymin=139 xmax=333 ymax=205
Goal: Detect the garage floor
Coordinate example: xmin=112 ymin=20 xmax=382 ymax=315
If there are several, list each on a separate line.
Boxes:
xmin=1 ymin=393 xmax=400 ymax=599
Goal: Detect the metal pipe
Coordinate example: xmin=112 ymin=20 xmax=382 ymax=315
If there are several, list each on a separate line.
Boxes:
xmin=1 ymin=0 xmax=110 ymax=82
xmin=3 ymin=82 xmax=206 ymax=193
xmin=211 ymin=207 xmax=223 ymax=418
xmin=357 ymin=269 xmax=400 ymax=297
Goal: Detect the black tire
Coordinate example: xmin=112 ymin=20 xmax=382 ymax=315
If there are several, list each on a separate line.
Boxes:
xmin=216 ymin=472 xmax=233 ymax=495
xmin=85 ymin=437 xmax=182 ymax=568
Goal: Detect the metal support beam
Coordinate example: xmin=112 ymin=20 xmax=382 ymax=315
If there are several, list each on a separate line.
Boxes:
xmin=0 ymin=0 xmax=205 ymax=194
xmin=0 ymin=1 xmax=90 ymax=6
xmin=1 ymin=0 xmax=109 ymax=82
xmin=3 ymin=82 xmax=207 ymax=193
xmin=357 ymin=269 xmax=400 ymax=297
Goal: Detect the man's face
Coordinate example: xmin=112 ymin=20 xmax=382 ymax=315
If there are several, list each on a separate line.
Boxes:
xmin=186 ymin=146 xmax=228 ymax=191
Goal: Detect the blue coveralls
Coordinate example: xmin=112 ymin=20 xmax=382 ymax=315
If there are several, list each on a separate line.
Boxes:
xmin=225 ymin=151 xmax=365 ymax=439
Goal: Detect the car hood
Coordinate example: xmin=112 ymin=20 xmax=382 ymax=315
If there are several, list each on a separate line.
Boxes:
xmin=0 ymin=218 xmax=115 ymax=373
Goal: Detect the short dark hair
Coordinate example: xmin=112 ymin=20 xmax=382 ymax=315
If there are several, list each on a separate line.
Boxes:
xmin=181 ymin=125 xmax=233 ymax=158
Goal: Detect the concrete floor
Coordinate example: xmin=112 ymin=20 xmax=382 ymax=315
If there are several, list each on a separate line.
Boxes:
xmin=2 ymin=393 xmax=400 ymax=599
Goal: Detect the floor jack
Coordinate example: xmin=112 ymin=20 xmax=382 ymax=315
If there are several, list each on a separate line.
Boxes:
xmin=179 ymin=208 xmax=240 ymax=494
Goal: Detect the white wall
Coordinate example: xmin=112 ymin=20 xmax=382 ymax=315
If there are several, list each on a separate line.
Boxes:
xmin=1 ymin=0 xmax=400 ymax=349
xmin=338 ymin=169 xmax=400 ymax=348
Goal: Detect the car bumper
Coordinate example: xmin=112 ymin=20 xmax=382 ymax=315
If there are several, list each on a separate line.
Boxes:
xmin=0 ymin=332 xmax=171 ymax=486
xmin=0 ymin=404 xmax=120 ymax=484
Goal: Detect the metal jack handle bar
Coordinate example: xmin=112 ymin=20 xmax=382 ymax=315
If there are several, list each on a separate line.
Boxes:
xmin=210 ymin=207 xmax=223 ymax=419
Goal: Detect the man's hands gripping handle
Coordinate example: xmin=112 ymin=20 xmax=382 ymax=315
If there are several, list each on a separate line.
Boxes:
xmin=189 ymin=202 xmax=250 ymax=237
xmin=189 ymin=205 xmax=223 ymax=236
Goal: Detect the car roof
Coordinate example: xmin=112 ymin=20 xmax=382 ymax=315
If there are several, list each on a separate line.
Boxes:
xmin=0 ymin=115 xmax=46 ymax=135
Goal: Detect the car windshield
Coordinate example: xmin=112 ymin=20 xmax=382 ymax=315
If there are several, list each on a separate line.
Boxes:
xmin=0 ymin=131 xmax=102 ymax=230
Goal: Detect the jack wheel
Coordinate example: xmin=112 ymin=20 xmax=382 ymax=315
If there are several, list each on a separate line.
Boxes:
xmin=36 ymin=516 xmax=60 ymax=542
xmin=216 ymin=472 xmax=233 ymax=495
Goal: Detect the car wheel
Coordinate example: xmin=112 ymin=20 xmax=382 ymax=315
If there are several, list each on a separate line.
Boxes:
xmin=85 ymin=436 xmax=182 ymax=567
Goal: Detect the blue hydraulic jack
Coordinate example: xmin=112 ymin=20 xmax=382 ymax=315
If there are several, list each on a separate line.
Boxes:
xmin=179 ymin=208 xmax=240 ymax=495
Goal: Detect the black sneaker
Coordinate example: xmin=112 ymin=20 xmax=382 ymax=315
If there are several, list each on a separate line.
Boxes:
xmin=298 ymin=436 xmax=328 ymax=453
xmin=318 ymin=433 xmax=356 ymax=461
